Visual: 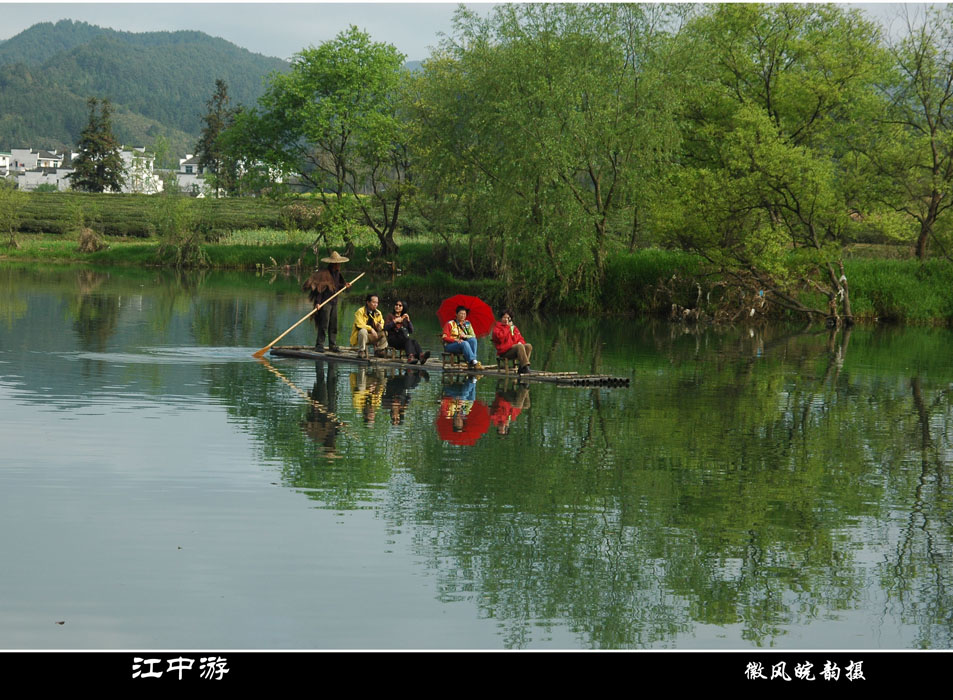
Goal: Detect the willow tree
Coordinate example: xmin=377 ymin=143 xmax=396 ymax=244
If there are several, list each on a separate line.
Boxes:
xmin=857 ymin=5 xmax=953 ymax=261
xmin=412 ymin=3 xmax=686 ymax=308
xmin=669 ymin=3 xmax=888 ymax=325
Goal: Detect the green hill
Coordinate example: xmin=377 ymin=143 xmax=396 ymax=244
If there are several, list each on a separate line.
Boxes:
xmin=0 ymin=20 xmax=288 ymax=156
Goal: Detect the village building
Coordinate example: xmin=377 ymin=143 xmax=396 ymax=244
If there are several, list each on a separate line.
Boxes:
xmin=8 ymin=145 xmax=164 ymax=193
xmin=177 ymin=154 xmax=207 ymax=196
xmin=10 ymin=148 xmax=70 ymax=171
xmin=11 ymin=148 xmax=75 ymax=191
xmin=120 ymin=146 xmax=163 ymax=194
xmin=16 ymin=166 xmax=73 ymax=191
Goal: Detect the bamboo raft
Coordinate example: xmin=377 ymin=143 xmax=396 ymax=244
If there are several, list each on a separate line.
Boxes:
xmin=269 ymin=346 xmax=630 ymax=387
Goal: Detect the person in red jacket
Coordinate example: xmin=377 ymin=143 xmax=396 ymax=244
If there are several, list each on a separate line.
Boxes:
xmin=491 ymin=309 xmax=533 ymax=375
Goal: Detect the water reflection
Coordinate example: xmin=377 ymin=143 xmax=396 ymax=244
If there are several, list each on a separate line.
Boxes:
xmin=70 ymin=271 xmax=121 ymax=353
xmin=350 ymin=366 xmax=385 ymax=425
xmin=381 ymin=368 xmax=429 ymax=425
xmin=302 ymin=360 xmax=342 ymax=455
xmin=490 ymin=380 xmax=531 ymax=436
xmin=436 ymin=376 xmax=489 ymax=446
xmin=3 ymin=265 xmax=953 ymax=648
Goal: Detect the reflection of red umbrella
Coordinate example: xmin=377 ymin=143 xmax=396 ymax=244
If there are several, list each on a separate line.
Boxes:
xmin=435 ymin=399 xmax=490 ymax=446
xmin=437 ymin=294 xmax=496 ymax=337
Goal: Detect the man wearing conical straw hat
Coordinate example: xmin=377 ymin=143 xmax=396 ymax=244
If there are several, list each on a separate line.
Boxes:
xmin=302 ymin=250 xmax=351 ymax=352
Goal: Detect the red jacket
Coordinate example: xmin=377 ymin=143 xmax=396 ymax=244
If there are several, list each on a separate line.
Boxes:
xmin=491 ymin=321 xmax=526 ymax=356
xmin=490 ymin=397 xmax=523 ymax=428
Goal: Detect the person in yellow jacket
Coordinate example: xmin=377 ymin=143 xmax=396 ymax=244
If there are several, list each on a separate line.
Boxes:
xmin=350 ymin=293 xmax=389 ymax=359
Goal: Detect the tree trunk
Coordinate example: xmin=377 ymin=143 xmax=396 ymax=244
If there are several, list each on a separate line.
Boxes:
xmin=838 ymin=261 xmax=853 ymax=326
xmin=378 ymin=231 xmax=399 ymax=258
xmin=916 ymin=194 xmax=941 ymax=261
xmin=628 ymin=207 xmax=640 ymax=253
xmin=593 ymin=219 xmax=607 ymax=282
xmin=916 ymin=220 xmax=932 ymax=261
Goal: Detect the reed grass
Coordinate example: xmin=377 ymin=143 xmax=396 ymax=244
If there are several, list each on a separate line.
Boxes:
xmin=844 ymin=258 xmax=953 ymax=323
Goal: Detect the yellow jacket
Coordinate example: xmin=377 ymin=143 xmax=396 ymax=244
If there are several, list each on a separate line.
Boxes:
xmin=350 ymin=305 xmax=385 ymax=346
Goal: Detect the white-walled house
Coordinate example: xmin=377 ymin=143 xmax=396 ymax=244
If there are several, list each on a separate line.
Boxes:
xmin=120 ymin=146 xmax=163 ymax=194
xmin=12 ymin=148 xmax=75 ymax=191
xmin=177 ymin=154 xmax=207 ymax=195
xmin=16 ymin=167 xmax=74 ymax=191
xmin=10 ymin=144 xmax=164 ymax=193
xmin=10 ymin=148 xmax=69 ymax=171
xmin=174 ymin=154 xmax=287 ymax=196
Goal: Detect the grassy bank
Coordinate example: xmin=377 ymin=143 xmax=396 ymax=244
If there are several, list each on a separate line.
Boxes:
xmin=4 ymin=230 xmax=952 ymax=323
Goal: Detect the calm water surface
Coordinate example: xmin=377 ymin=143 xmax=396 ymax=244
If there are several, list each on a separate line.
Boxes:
xmin=1 ymin=265 xmax=951 ymax=649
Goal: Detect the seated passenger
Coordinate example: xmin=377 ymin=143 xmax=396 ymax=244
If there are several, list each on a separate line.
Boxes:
xmin=491 ymin=309 xmax=533 ymax=374
xmin=350 ymin=293 xmax=388 ymax=359
xmin=442 ymin=305 xmax=482 ymax=370
xmin=384 ymin=300 xmax=430 ymax=365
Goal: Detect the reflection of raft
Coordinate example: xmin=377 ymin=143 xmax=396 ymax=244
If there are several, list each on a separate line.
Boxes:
xmin=269 ymin=346 xmax=630 ymax=387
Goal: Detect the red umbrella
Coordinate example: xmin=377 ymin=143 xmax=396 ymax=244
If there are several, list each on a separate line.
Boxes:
xmin=437 ymin=294 xmax=496 ymax=337
xmin=435 ymin=399 xmax=490 ymax=446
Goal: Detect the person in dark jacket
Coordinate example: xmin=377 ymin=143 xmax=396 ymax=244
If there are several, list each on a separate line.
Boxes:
xmin=384 ymin=300 xmax=430 ymax=365
xmin=302 ymin=251 xmax=351 ymax=352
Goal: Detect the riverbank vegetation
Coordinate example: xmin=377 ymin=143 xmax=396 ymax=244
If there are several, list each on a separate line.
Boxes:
xmin=5 ymin=228 xmax=952 ymax=323
xmin=7 ymin=4 xmax=953 ymax=324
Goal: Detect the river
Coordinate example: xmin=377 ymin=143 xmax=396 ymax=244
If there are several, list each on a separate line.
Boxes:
xmin=0 ymin=265 xmax=950 ymax=649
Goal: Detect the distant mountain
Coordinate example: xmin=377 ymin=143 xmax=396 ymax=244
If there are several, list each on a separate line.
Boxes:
xmin=0 ymin=20 xmax=288 ymax=158
xmin=0 ymin=20 xmax=118 ymax=67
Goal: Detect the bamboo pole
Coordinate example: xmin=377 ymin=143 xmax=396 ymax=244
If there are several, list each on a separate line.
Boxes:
xmin=252 ymin=272 xmax=365 ymax=358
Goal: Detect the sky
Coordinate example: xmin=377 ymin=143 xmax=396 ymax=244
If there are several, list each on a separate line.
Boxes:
xmin=0 ymin=2 xmax=501 ymax=62
xmin=0 ymin=2 xmax=937 ymax=62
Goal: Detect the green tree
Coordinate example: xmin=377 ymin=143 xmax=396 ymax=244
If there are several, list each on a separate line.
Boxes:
xmin=228 ymin=26 xmax=409 ymax=256
xmin=412 ymin=4 xmax=686 ymax=307
xmin=856 ymin=6 xmax=953 ymax=261
xmin=68 ymin=97 xmax=125 ymax=193
xmin=152 ymin=192 xmax=211 ymax=268
xmin=668 ymin=3 xmax=888 ymax=324
xmin=0 ymin=178 xmax=26 ymax=249
xmin=195 ymin=79 xmax=238 ymax=198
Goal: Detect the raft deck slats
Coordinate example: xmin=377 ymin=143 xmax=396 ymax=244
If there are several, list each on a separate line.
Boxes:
xmin=269 ymin=346 xmax=630 ymax=387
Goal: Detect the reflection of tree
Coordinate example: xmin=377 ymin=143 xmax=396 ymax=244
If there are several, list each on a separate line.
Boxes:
xmin=69 ymin=270 xmax=121 ymax=352
xmin=207 ymin=359 xmax=393 ymax=510
xmin=382 ymin=327 xmax=953 ymax=648
xmin=144 ymin=271 xmax=197 ymax=336
xmin=205 ymin=313 xmax=953 ymax=648
xmin=191 ymin=296 xmax=259 ymax=348
xmin=879 ymin=376 xmax=953 ymax=648
xmin=0 ymin=268 xmax=28 ymax=328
